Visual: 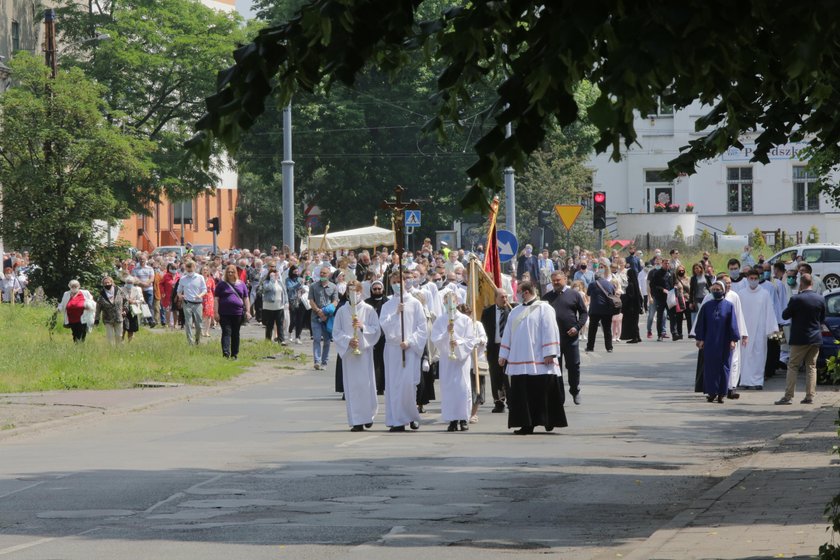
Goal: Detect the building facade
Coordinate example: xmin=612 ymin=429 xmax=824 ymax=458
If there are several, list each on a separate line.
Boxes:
xmin=589 ymin=100 xmax=840 ymax=244
xmin=118 ymin=0 xmax=240 ymax=253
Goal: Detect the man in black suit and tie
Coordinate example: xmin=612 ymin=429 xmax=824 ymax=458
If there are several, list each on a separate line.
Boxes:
xmin=481 ymin=289 xmax=514 ymax=413
xmin=544 ymin=270 xmax=589 ymax=404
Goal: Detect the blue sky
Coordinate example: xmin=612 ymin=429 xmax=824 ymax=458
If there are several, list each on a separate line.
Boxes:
xmin=235 ymin=0 xmax=255 ymax=17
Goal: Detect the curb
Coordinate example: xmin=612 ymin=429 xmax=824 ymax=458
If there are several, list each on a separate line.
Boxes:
xmin=0 ymin=351 xmax=313 ymax=443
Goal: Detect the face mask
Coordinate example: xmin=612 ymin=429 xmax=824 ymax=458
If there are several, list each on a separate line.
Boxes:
xmin=103 ymin=284 xmax=113 ymax=289
xmin=435 ymin=280 xmax=444 ymax=289
xmin=320 ymin=277 xmax=328 ymax=284
xmin=712 ymin=291 xmax=724 ymax=300
xmin=269 ymin=273 xmax=277 ymax=281
xmin=677 ymin=271 xmax=685 ymax=277
xmin=337 ymin=283 xmax=347 ymax=295
xmin=455 ymin=274 xmax=463 ymax=282
xmin=406 ymin=257 xmax=414 ymax=265
xmin=391 ymin=284 xmax=401 ymax=295
xmin=763 ymin=271 xmax=771 ymax=280
xmin=654 ymin=252 xmax=661 ymax=258
xmin=125 ymin=283 xmax=133 ymax=288
xmin=787 ymin=277 xmax=797 ymax=286
xmin=654 ymin=265 xmax=662 ymax=270
xmin=729 ymin=269 xmax=740 ymax=280
xmin=748 ymin=279 xmax=759 ymax=289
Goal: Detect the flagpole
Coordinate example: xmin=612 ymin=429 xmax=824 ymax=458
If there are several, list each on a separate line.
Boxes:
xmin=470 ymin=259 xmax=480 ymax=390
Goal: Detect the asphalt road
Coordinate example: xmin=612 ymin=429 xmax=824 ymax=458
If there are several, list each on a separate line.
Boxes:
xmin=0 ymin=336 xmax=826 ymax=559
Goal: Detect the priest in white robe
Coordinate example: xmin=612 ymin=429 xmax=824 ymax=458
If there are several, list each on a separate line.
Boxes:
xmin=432 ymin=293 xmax=487 ymax=432
xmin=499 ymin=281 xmax=567 ymax=434
xmin=380 ymin=270 xmax=428 ymax=432
xmin=333 ymin=280 xmax=382 ymax=431
xmin=738 ymin=268 xmax=779 ymax=388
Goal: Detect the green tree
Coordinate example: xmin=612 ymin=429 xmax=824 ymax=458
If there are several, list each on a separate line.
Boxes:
xmin=751 ymin=227 xmax=767 ymax=252
xmin=724 ymin=224 xmax=737 ymax=235
xmin=698 ymin=229 xmax=714 ymax=252
xmin=236 ymin=1 xmax=496 ymax=247
xmin=188 ymin=1 xmax=840 ymax=213
xmin=0 ymin=53 xmax=154 ymax=298
xmin=55 ymin=0 xmax=246 ymax=206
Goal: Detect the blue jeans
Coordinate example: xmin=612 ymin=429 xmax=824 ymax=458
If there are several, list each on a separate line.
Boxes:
xmin=311 ymin=316 xmax=330 ymax=365
xmin=646 ymin=297 xmax=656 ymax=334
xmin=142 ymin=289 xmax=155 ymax=326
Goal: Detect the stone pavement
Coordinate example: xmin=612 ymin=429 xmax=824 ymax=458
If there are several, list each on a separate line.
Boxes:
xmin=620 ymin=401 xmax=840 ymax=560
xmin=2 ymin=321 xmax=840 ymax=559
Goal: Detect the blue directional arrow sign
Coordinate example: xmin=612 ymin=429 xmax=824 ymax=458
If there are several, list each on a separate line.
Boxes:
xmin=496 ymin=229 xmax=518 ymax=263
xmin=405 ymin=209 xmax=421 ymax=227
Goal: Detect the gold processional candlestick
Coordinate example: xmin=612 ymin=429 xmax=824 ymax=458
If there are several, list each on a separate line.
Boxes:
xmin=447 ymin=294 xmax=457 ymax=360
xmin=351 ymin=294 xmax=361 ymax=355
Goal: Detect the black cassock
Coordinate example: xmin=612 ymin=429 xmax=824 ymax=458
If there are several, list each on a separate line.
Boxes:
xmin=365 ymin=294 xmax=387 ymax=395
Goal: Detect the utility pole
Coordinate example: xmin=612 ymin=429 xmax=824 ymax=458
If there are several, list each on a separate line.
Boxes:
xmin=282 ymin=103 xmax=295 ymax=251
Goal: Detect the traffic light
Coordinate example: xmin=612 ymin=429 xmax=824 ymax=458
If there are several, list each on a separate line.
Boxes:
xmin=537 ymin=209 xmax=551 ymax=227
xmin=593 ymin=191 xmax=606 ymax=229
xmin=207 ymin=217 xmax=220 ymax=233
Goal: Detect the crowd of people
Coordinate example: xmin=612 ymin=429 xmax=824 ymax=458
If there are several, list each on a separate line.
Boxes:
xmin=3 ymin=235 xmax=826 ymax=433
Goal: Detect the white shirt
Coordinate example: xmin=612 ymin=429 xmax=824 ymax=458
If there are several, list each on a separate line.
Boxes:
xmin=176 ymin=272 xmax=207 ymax=303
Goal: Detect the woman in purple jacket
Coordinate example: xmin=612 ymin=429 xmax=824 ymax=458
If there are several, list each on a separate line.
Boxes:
xmin=214 ymin=264 xmax=251 ymax=359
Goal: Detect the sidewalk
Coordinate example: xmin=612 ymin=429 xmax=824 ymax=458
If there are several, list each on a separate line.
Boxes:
xmin=620 ymin=399 xmax=840 ymax=560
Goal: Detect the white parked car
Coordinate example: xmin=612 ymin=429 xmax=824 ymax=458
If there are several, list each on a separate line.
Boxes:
xmin=767 ymin=244 xmax=840 ymax=290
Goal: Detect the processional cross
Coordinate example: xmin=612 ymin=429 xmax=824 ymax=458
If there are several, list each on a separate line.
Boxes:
xmin=380 ymin=185 xmax=421 ymax=364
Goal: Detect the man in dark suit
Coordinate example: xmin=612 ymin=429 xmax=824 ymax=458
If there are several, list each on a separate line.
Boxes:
xmin=775 ymin=273 xmax=825 ymax=405
xmin=481 ymin=289 xmax=514 ymax=413
xmin=545 ymin=270 xmax=589 ymax=404
xmin=516 ymin=244 xmax=540 ymax=284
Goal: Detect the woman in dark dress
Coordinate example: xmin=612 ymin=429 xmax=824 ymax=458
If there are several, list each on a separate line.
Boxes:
xmin=620 ymin=267 xmax=644 ymax=343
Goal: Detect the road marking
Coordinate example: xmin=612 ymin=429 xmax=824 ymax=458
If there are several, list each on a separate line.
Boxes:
xmin=0 ymin=528 xmax=99 ymax=556
xmin=0 ymin=481 xmax=44 ymax=500
xmin=336 ymin=435 xmax=381 ymax=448
xmin=144 ymin=473 xmax=225 ymax=515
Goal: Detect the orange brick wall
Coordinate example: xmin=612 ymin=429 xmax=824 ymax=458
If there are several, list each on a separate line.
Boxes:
xmin=118 ymin=188 xmax=239 ymax=252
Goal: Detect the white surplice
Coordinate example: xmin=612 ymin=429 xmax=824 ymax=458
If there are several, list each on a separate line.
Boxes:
xmin=499 ymin=300 xmax=561 ymax=376
xmin=431 ymin=312 xmax=487 ymax=422
xmin=333 ymin=300 xmax=382 ymax=427
xmin=738 ymin=285 xmax=778 ymax=387
xmin=380 ymin=295 xmax=428 ymax=427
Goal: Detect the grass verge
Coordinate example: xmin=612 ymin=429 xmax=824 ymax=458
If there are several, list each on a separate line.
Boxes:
xmin=0 ymin=304 xmax=288 ymax=393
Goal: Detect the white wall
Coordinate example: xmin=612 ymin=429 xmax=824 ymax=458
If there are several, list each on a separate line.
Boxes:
xmin=590 ymin=101 xmax=840 ymax=241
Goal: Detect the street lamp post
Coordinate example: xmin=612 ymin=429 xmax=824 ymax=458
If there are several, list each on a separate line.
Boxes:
xmin=282 ymin=103 xmax=295 ymax=251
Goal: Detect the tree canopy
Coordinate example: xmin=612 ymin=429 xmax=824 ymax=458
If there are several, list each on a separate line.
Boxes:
xmin=0 ymin=54 xmax=153 ymax=298
xmin=56 ymin=0 xmax=247 ymax=207
xmin=188 ymin=0 xmax=840 ymax=213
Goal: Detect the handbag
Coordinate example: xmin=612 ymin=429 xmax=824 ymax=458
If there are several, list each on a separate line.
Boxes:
xmin=595 ymin=279 xmax=622 ymax=314
xmin=666 ymin=289 xmax=678 ymax=309
xmin=140 ymin=303 xmax=152 ymax=318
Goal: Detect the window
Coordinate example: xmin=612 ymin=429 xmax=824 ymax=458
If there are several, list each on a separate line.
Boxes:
xmin=656 ymin=97 xmax=673 ymax=116
xmin=11 ymin=21 xmax=19 ymax=52
xmin=824 ymin=249 xmax=840 ymax=263
xmin=802 ymin=249 xmax=822 ymax=264
xmin=772 ymin=249 xmax=797 ymax=265
xmin=645 ymin=169 xmax=672 ymax=183
xmin=173 ymin=200 xmax=193 ymax=225
xmin=727 ymin=167 xmax=753 ymax=213
xmin=793 ymin=166 xmax=820 ymax=212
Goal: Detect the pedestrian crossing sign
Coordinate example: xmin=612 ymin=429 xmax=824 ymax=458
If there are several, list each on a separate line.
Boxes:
xmin=405 ymin=210 xmax=421 ymax=227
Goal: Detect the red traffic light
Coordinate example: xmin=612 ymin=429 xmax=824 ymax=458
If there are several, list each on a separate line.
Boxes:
xmin=593 ymin=192 xmax=606 ymax=204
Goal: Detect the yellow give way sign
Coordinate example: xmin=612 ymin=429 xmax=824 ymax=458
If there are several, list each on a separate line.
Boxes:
xmin=554 ymin=204 xmax=583 ymax=231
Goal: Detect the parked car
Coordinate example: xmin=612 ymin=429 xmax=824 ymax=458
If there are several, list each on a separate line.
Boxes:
xmin=818 ymin=288 xmax=840 ymax=384
xmin=767 ymin=244 xmax=840 ymax=290
xmin=191 ymin=244 xmax=216 ymax=256
xmin=150 ymin=245 xmax=186 ymax=259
